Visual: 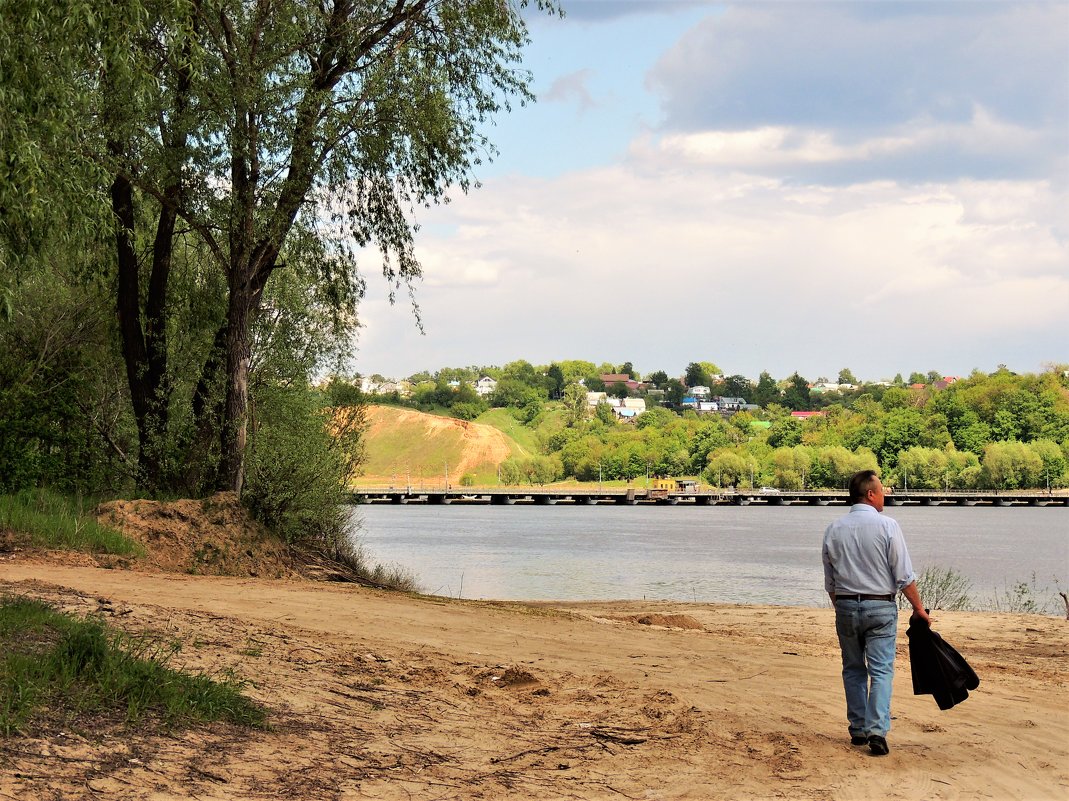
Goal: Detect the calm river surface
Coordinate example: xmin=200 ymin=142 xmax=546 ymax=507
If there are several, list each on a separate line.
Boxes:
xmin=349 ymin=504 xmax=1068 ymax=608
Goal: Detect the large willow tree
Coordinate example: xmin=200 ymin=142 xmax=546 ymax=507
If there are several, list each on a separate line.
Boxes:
xmin=1 ymin=0 xmax=557 ymax=493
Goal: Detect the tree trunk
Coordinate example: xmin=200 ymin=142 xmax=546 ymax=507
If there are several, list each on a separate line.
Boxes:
xmin=111 ymin=171 xmax=167 ymax=489
xmin=219 ymin=275 xmax=252 ymax=494
xmin=106 ymin=16 xmax=193 ymax=493
xmin=217 ymin=253 xmax=277 ymax=494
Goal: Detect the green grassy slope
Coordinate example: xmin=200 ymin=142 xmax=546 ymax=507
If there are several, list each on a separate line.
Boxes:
xmin=472 ymin=408 xmax=539 ymax=457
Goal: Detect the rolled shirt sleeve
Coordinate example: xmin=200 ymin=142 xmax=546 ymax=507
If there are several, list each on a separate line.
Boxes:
xmin=822 ymin=537 xmax=836 ymax=594
xmin=885 ymin=517 xmax=916 ymax=591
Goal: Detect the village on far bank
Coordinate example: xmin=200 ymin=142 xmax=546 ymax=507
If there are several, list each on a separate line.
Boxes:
xmin=351 ymin=363 xmax=971 ymax=423
xmin=337 ymin=361 xmax=1069 ymax=492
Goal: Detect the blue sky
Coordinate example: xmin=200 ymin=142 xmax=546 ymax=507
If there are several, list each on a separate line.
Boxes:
xmin=353 ymin=0 xmax=1068 ymax=383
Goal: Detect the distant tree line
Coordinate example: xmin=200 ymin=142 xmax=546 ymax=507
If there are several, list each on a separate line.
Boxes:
xmin=354 ymin=362 xmax=1069 ymax=490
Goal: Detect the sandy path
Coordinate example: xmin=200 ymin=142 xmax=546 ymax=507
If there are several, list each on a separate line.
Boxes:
xmin=1 ymin=562 xmax=1066 ymax=800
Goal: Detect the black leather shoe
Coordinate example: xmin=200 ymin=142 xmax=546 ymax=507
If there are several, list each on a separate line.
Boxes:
xmin=850 ymin=735 xmax=868 ymax=746
xmin=868 ymin=734 xmax=889 ymax=755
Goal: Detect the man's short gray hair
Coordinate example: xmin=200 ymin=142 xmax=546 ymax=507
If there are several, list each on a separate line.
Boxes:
xmin=848 ymin=470 xmax=879 ymax=504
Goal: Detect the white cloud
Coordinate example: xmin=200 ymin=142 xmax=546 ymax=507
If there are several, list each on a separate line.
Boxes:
xmin=646 ymin=3 xmax=1068 ymax=182
xmin=347 ymin=3 xmax=1068 ymax=382
xmin=353 ymin=147 xmax=1068 ymax=380
xmin=418 ymin=251 xmax=503 ymax=288
xmin=641 ymin=107 xmax=1048 ymax=173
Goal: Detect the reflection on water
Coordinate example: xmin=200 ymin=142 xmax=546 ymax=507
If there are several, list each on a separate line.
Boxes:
xmin=350 ymin=504 xmax=1068 ymax=608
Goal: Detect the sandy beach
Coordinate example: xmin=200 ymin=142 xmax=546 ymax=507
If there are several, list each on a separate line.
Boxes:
xmin=1 ymin=557 xmax=1066 ymax=801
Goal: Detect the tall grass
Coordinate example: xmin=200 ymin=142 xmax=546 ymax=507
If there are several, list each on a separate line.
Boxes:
xmin=0 ymin=596 xmax=265 ymax=735
xmin=912 ymin=566 xmax=973 ymax=611
xmin=0 ymin=489 xmax=143 ymax=556
xmin=318 ymin=514 xmax=421 ymax=593
xmin=899 ymin=565 xmax=1064 ymax=615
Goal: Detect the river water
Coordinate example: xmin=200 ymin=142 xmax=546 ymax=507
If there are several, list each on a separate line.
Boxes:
xmin=349 ymin=504 xmax=1068 ymax=609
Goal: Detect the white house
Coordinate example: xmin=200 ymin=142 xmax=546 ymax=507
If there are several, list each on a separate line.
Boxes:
xmin=586 ymin=391 xmax=608 ymax=407
xmin=612 ymin=397 xmax=647 ymax=420
xmin=690 ymin=385 xmax=711 ymax=399
xmin=473 ymin=376 xmax=498 ymax=397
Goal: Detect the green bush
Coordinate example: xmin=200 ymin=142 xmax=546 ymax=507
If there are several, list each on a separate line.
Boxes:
xmin=242 ymin=385 xmax=365 ymax=546
xmin=0 ymin=274 xmax=134 ymax=496
xmin=905 ymin=566 xmax=973 ymax=611
xmin=987 ymin=574 xmax=1058 ymax=615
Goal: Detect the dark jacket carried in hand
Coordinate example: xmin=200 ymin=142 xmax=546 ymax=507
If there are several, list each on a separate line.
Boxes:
xmin=907 ymin=616 xmax=980 ymax=710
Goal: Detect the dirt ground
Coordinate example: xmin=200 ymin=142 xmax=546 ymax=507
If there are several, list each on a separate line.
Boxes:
xmin=0 ymin=563 xmax=1065 ymax=800
xmin=0 ymin=496 xmax=1066 ymax=800
xmin=359 ymin=406 xmax=515 ymax=483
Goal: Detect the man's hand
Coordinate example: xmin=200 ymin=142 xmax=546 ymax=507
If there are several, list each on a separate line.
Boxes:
xmin=901 ymin=581 xmax=930 ymax=625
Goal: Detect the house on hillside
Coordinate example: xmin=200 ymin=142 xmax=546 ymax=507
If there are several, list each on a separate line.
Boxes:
xmin=933 ymin=376 xmax=960 ymax=391
xmin=361 ymin=376 xmax=410 ymax=396
xmin=790 ymin=410 xmax=826 ymax=420
xmin=600 ymin=373 xmax=643 ymax=392
xmin=810 ymin=381 xmax=854 ymax=394
xmin=586 ymin=391 xmax=608 ymax=407
xmin=612 ymin=397 xmax=647 ymax=420
xmin=473 ymin=376 xmax=498 ymax=397
xmin=714 ymin=396 xmax=750 ymax=411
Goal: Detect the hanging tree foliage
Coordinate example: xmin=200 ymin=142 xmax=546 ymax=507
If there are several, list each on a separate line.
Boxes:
xmin=1 ymin=0 xmax=559 ymax=493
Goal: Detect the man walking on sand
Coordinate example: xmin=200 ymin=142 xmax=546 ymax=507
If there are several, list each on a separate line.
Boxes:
xmin=822 ymin=469 xmax=929 ymax=756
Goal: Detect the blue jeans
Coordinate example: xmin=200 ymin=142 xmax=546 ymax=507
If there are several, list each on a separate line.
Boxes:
xmin=834 ymin=599 xmax=898 ymax=738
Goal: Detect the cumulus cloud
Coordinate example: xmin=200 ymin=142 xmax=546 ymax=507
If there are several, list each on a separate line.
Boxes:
xmin=646 ymin=2 xmax=1068 ymax=181
xmin=628 ymin=106 xmax=1064 ymax=184
xmin=354 ymin=150 xmax=1068 ymax=379
xmin=644 ymin=107 xmax=1045 ymax=168
xmin=350 ymin=2 xmax=1068 ymax=381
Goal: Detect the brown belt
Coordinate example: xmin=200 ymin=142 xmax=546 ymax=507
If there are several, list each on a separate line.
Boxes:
xmin=837 ymin=594 xmax=895 ymax=602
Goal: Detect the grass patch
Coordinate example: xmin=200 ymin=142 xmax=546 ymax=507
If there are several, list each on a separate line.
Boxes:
xmin=474 ymin=407 xmax=540 ymax=457
xmin=0 ymin=596 xmax=265 ymax=736
xmin=0 ymin=489 xmax=143 ymax=556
